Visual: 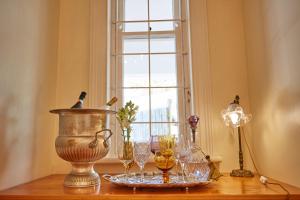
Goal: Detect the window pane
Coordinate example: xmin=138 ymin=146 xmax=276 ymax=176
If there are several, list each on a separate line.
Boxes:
xmin=151 ymin=54 xmax=177 ymax=87
xmin=123 ymin=88 xmax=149 ymax=122
xmin=123 ymin=38 xmax=148 ymax=53
xmin=150 ymin=21 xmax=177 ymax=31
xmin=150 ymin=0 xmax=174 ymax=20
xmin=118 ymin=22 xmax=148 ymax=32
xmin=151 ymin=123 xmax=179 ymax=136
xmin=131 ymin=123 xmax=150 ymax=141
xmin=123 ymin=55 xmax=149 ymax=87
xmin=150 ymin=37 xmax=176 ymax=53
xmin=124 ymin=0 xmax=148 ymax=21
xmin=151 ymin=88 xmax=178 ymax=122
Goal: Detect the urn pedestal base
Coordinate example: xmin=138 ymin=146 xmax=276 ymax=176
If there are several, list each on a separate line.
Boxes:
xmin=64 ymin=162 xmax=100 ymax=187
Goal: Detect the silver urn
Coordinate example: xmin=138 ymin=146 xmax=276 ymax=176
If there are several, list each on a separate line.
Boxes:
xmin=50 ymin=108 xmax=115 ymax=187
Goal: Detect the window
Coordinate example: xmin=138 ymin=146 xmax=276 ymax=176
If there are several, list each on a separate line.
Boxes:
xmin=109 ymin=0 xmax=193 ymax=155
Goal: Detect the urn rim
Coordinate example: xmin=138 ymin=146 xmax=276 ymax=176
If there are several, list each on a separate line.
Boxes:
xmin=50 ymin=108 xmax=116 ymax=114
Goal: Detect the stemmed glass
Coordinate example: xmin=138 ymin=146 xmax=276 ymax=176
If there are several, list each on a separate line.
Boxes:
xmin=150 ymin=135 xmax=160 ymax=154
xmin=175 ymin=134 xmax=191 ymax=182
xmin=174 ymin=137 xmax=181 ymax=180
xmin=133 ymin=140 xmax=151 ymax=182
xmin=154 ymin=135 xmax=176 ymax=183
xmin=117 ymin=139 xmax=134 ymax=181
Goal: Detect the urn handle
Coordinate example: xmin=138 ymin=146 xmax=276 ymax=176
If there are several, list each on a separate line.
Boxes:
xmin=89 ymin=129 xmax=113 ymax=149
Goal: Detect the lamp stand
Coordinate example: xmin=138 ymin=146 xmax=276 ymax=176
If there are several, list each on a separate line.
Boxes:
xmin=230 ymin=127 xmax=254 ymax=177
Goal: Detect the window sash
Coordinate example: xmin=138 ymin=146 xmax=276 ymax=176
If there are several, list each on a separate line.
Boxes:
xmin=108 ymin=0 xmax=192 ymax=157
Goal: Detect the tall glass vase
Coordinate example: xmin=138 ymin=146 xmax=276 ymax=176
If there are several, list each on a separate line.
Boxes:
xmin=117 ymin=130 xmax=134 ymax=179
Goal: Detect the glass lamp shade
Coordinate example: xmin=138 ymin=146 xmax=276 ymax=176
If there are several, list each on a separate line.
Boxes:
xmin=221 ymin=103 xmax=252 ymax=128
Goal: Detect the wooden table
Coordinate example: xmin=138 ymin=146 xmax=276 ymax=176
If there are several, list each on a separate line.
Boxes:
xmin=1 ymin=174 xmax=300 ymax=200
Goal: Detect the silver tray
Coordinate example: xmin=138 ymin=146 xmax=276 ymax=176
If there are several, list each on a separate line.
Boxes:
xmin=103 ymin=172 xmax=211 ymax=189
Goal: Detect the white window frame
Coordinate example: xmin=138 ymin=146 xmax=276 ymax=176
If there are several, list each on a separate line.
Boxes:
xmin=110 ymin=0 xmax=192 ymax=157
xmin=89 ymin=0 xmax=215 ymax=161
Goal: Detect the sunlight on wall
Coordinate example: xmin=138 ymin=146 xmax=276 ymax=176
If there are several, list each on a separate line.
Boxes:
xmin=0 ymin=0 xmax=59 ymax=190
xmin=244 ymin=0 xmax=300 ymax=187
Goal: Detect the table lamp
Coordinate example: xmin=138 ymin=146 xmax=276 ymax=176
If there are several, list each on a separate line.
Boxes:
xmin=221 ymin=95 xmax=254 ymax=177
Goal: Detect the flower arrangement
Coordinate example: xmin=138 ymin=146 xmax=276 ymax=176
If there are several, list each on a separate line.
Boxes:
xmin=116 ymin=100 xmax=139 ymax=141
xmin=116 ymin=101 xmax=139 ymax=171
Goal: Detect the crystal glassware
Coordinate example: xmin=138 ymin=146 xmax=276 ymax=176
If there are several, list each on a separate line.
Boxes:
xmin=177 ymin=137 xmax=191 ymax=182
xmin=187 ymin=116 xmax=210 ymax=181
xmin=117 ymin=135 xmax=134 ymax=180
xmin=150 ymin=135 xmax=160 ymax=154
xmin=173 ymin=138 xmax=181 ymax=180
xmin=154 ymin=135 xmax=176 ymax=183
xmin=134 ymin=141 xmax=151 ymax=182
xmin=188 ymin=145 xmax=210 ymax=181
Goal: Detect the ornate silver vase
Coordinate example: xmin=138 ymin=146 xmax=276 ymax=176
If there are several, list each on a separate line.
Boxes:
xmin=50 ymin=109 xmax=115 ymax=187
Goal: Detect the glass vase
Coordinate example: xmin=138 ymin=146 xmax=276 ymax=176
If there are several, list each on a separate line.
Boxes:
xmin=117 ymin=130 xmax=134 ymax=179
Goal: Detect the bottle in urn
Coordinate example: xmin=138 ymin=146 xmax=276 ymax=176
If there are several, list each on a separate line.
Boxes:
xmin=71 ymin=91 xmax=87 ymax=108
xmin=99 ymin=97 xmax=118 ymax=110
xmin=106 ymin=97 xmax=118 ymax=106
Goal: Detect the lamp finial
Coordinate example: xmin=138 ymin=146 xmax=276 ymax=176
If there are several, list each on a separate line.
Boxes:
xmin=234 ymin=95 xmax=240 ymax=104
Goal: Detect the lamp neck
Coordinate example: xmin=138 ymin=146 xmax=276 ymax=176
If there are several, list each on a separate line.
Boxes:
xmin=237 ymin=127 xmax=244 ymax=170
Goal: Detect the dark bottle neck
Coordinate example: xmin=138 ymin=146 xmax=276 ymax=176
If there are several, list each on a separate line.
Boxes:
xmin=71 ymin=91 xmax=86 ymax=108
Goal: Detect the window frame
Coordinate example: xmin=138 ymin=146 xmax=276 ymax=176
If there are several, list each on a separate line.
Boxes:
xmin=87 ymin=0 xmax=217 ymax=163
xmin=108 ymin=0 xmax=193 ymax=158
xmin=89 ymin=0 xmax=215 ymax=161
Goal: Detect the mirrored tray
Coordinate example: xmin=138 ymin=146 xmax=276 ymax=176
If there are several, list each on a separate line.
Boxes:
xmin=103 ymin=172 xmax=211 ymax=189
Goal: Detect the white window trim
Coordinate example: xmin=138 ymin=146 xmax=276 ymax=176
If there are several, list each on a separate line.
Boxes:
xmin=88 ymin=0 xmax=216 ymax=162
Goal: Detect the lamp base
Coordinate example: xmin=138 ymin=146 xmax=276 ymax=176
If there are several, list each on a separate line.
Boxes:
xmin=230 ymin=169 xmax=254 ymax=177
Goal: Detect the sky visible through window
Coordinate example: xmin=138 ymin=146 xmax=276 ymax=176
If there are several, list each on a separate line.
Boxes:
xmin=119 ymin=0 xmax=181 ymax=140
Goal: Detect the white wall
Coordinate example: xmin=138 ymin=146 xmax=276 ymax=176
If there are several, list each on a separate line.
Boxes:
xmin=190 ymin=0 xmax=253 ymax=172
xmin=244 ymin=0 xmax=300 ymax=187
xmin=53 ymin=0 xmax=108 ymax=173
xmin=0 ymin=0 xmax=59 ymax=190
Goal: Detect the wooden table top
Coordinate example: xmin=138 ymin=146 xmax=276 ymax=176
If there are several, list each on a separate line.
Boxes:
xmin=1 ymin=174 xmax=300 ymax=200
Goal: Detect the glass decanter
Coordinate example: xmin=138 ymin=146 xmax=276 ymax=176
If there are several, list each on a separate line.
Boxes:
xmin=187 ymin=115 xmax=210 ymax=181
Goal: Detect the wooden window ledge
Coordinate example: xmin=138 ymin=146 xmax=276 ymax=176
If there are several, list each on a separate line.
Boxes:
xmin=0 ymin=174 xmax=300 ymax=200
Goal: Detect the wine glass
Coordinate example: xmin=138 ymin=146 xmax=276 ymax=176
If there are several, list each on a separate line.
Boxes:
xmin=176 ymin=134 xmax=191 ymax=182
xmin=150 ymin=135 xmax=160 ymax=154
xmin=117 ymin=139 xmax=134 ymax=181
xmin=134 ymin=141 xmax=150 ymax=182
xmin=174 ymin=137 xmax=181 ymax=180
xmin=178 ymin=145 xmax=191 ymax=182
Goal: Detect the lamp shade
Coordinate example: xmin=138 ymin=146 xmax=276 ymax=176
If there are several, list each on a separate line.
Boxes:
xmin=221 ymin=103 xmax=251 ymax=128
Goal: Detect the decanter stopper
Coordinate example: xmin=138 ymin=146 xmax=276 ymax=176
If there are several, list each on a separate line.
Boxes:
xmin=188 ymin=115 xmax=199 ymax=144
